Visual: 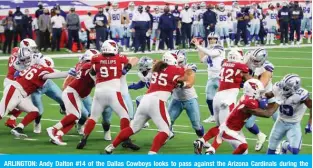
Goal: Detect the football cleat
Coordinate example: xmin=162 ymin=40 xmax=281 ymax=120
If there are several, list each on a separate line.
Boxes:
xmin=33 ymin=123 xmax=41 ymax=134
xmin=280 ymin=140 xmax=288 ymax=154
xmin=104 ymin=130 xmax=112 ymax=141
xmin=205 ymin=146 xmax=216 ymax=155
xmin=122 ymin=139 xmax=140 ymax=151
xmin=77 ymin=135 xmax=88 ymax=149
xmin=50 ymin=136 xmax=67 ymax=146
xmin=255 ymin=132 xmax=267 ymax=151
xmin=193 ymin=140 xmax=204 ymax=154
xmin=143 ymin=122 xmax=150 ymax=128
xmin=104 ymin=144 xmax=115 ymax=154
xmin=5 ymin=119 xmax=16 ymax=129
xmin=275 ymin=142 xmax=282 ymax=154
xmin=203 ymin=116 xmax=215 ymax=123
xmin=11 ymin=127 xmax=27 ymax=138
xmin=76 ymin=124 xmax=84 ymax=135
xmin=46 ymin=127 xmax=58 ymax=142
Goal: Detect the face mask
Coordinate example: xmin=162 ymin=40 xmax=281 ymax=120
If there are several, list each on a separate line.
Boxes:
xmin=39 ymin=5 xmax=43 ymax=9
xmin=185 ymin=7 xmax=189 ymax=10
xmin=175 ymin=6 xmax=178 ymax=10
xmin=88 ymin=12 xmax=91 ymax=16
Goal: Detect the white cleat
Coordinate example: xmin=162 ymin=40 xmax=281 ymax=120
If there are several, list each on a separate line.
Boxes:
xmin=290 ymin=41 xmax=295 ymax=46
xmin=76 ymin=124 xmax=84 ymax=135
xmin=104 ymin=130 xmax=112 ymax=141
xmin=143 ymin=122 xmax=150 ymax=128
xmin=296 ymin=41 xmax=301 ymax=46
xmin=46 ymin=127 xmax=59 ymax=143
xmin=203 ymin=116 xmax=215 ymax=123
xmin=33 ymin=123 xmax=41 ymax=134
xmin=255 ymin=132 xmax=267 ymax=151
xmin=104 ymin=144 xmax=115 ymax=154
xmin=148 ymin=151 xmax=157 ymax=155
xmin=205 ymin=146 xmax=216 ymax=155
xmin=279 ymin=43 xmax=284 ymax=46
xmin=50 ymin=136 xmax=67 ymax=146
xmin=275 ymin=142 xmax=282 ymax=154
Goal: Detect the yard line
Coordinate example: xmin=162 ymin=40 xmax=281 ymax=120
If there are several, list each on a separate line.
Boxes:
xmin=14 ymin=137 xmax=38 ymax=141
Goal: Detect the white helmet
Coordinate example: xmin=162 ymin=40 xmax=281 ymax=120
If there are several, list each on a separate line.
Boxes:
xmin=17 ymin=47 xmax=33 ymax=67
xmin=20 ymin=38 xmax=38 ymax=53
xmin=172 ymin=50 xmax=187 ymax=66
xmin=200 ymin=2 xmax=206 ymax=9
xmin=162 ymin=51 xmax=178 ymax=66
xmin=138 ymin=56 xmax=154 ymax=72
xmin=112 ymin=2 xmax=119 ymax=10
xmin=247 ymin=48 xmax=268 ymax=70
xmin=40 ymin=56 xmax=55 ymax=68
xmin=243 ymin=79 xmax=265 ymax=100
xmin=80 ymin=49 xmax=100 ymax=62
xmin=101 ymin=40 xmax=118 ymax=55
xmin=218 ymin=3 xmax=225 ymax=11
xmin=154 ymin=6 xmax=159 ymax=12
xmin=227 ymin=48 xmax=245 ymax=64
xmin=207 ymin=32 xmax=219 ymax=44
xmin=279 ymin=74 xmax=301 ymax=97
xmin=192 ymin=3 xmax=197 ymax=9
xmin=128 ymin=2 xmax=135 ymax=8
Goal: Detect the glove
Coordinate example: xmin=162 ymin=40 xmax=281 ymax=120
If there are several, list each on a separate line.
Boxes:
xmin=68 ymin=68 xmax=77 ymax=77
xmin=122 ymin=63 xmax=132 ymax=75
xmin=186 ymin=63 xmax=197 ymax=72
xmin=14 ymin=71 xmax=20 ymax=79
xmin=258 ymin=98 xmax=268 ymax=109
xmin=176 ymin=81 xmax=186 ymax=88
xmin=305 ymin=123 xmax=312 ymax=134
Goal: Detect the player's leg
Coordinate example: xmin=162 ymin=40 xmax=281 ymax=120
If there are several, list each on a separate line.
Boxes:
xmin=185 ymin=98 xmax=203 ymax=137
xmin=267 ymin=119 xmax=287 ymax=154
xmin=76 ymin=96 xmax=92 ymax=135
xmin=203 ymin=78 xmax=219 ymax=123
xmin=30 ymin=90 xmax=43 ymax=133
xmin=43 ymin=79 xmax=66 ymax=115
xmin=13 ymin=96 xmax=39 ymax=138
xmin=102 ymin=106 xmax=113 ymax=141
xmin=168 ymin=98 xmax=183 ymax=133
xmin=135 ymin=95 xmax=143 ymax=107
xmin=118 ymin=26 xmax=124 ymax=46
xmin=122 ymin=93 xmax=134 ymax=120
xmin=221 ymin=129 xmax=248 ymax=154
xmin=300 ymin=18 xmax=307 ymax=43
xmin=255 ymin=23 xmax=260 ymax=43
xmin=0 ymin=85 xmax=22 ymax=120
xmin=307 ymin=19 xmax=312 ymax=43
xmin=223 ymin=26 xmax=230 ymax=48
xmin=150 ymin=29 xmax=155 ymax=51
xmin=245 ymin=115 xmax=267 ymax=151
xmin=282 ymin=122 xmax=302 ymax=154
xmin=5 ymin=108 xmax=22 ymax=128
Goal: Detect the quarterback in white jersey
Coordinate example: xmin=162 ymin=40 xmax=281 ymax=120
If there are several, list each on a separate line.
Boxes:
xmin=167 ymin=50 xmax=204 ymax=138
xmin=151 ymin=7 xmax=162 ymax=51
xmin=215 ymin=3 xmax=231 ymax=47
xmin=301 ymin=0 xmax=312 ymax=43
xmin=267 ymin=74 xmax=312 ymax=154
xmin=195 ymin=2 xmax=206 ymax=38
xmin=109 ymin=2 xmax=125 ymax=46
xmin=192 ymin=32 xmax=225 ymax=123
xmin=266 ymin=4 xmax=278 ymax=45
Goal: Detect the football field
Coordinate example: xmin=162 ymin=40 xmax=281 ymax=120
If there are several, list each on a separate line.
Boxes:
xmin=0 ymin=47 xmax=311 ymax=154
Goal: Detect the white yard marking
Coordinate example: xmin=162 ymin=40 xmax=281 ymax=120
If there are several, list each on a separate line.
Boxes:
xmin=14 ymin=137 xmax=39 ymax=141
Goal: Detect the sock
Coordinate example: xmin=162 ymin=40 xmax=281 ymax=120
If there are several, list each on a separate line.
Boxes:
xmin=120 ymin=118 xmax=130 ymax=130
xmin=35 ymin=115 xmax=42 ymax=124
xmin=288 ymin=145 xmax=300 ymax=154
xmin=59 ymin=114 xmax=78 ymax=129
xmin=247 ymin=124 xmax=259 ymax=135
xmin=78 ymin=116 xmax=87 ymax=125
xmin=9 ymin=109 xmax=22 ymax=119
xmin=211 ymin=136 xmax=222 ymax=150
xmin=233 ymin=143 xmax=248 ymax=154
xmin=206 ymin=99 xmax=214 ymax=116
xmin=226 ymin=37 xmax=230 ymax=47
xmin=220 ymin=39 xmax=224 ymax=47
xmin=195 ymin=125 xmax=204 ymax=137
xmin=266 ymin=34 xmax=270 ymax=44
xmin=150 ymin=39 xmax=153 ymax=51
xmin=155 ymin=40 xmax=159 ymax=51
xmin=113 ymin=127 xmax=134 ymax=147
xmin=270 ymin=33 xmax=275 ymax=43
xmin=60 ymin=104 xmax=66 ymax=112
xmin=60 ymin=122 xmax=75 ymax=135
xmin=83 ymin=119 xmax=96 ymax=136
xmin=203 ymin=126 xmax=219 ymax=142
xmin=267 ymin=148 xmax=276 ymax=154
xmin=150 ymin=132 xmax=168 ymax=153
xmin=21 ymin=111 xmax=39 ymax=127
xmin=125 ymin=37 xmax=129 ymax=48
xmin=102 ymin=122 xmax=111 ymax=132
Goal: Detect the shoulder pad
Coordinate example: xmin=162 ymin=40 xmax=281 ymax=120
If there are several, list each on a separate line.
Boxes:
xmin=186 ymin=63 xmax=197 ymax=72
xmin=213 ymin=44 xmax=224 ymax=51
xmin=263 ymin=61 xmax=274 ymax=72
xmin=297 ymin=88 xmax=310 ymax=102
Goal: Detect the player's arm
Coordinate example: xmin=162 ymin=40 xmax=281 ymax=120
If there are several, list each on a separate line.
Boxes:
xmin=259 ymin=71 xmax=272 ymax=87
xmin=62 ymin=76 xmax=75 ymax=90
xmin=127 ymin=57 xmax=139 ymax=66
xmin=242 ymin=72 xmax=252 ymax=81
xmin=177 ymin=69 xmax=195 ymax=88
xmin=245 ymin=103 xmax=279 ymax=118
xmin=128 ymin=80 xmax=146 ymax=90
xmin=303 ymin=97 xmax=312 ymax=126
xmin=108 ymin=14 xmax=112 ymax=25
xmin=42 ymin=71 xmax=68 ymax=80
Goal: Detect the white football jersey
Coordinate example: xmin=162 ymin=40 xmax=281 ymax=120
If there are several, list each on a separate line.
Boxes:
xmin=172 ymin=64 xmax=198 ymax=101
xmin=201 ymin=44 xmax=225 ymax=79
xmin=273 ymin=83 xmax=309 ymax=123
xmin=125 ymin=9 xmax=136 ymax=25
xmin=267 ymin=9 xmax=278 ymax=23
xmin=192 ymin=9 xmax=198 ymax=23
xmin=303 ymin=3 xmax=312 ymax=18
xmin=216 ymin=10 xmax=229 ymax=26
xmin=231 ymin=7 xmax=241 ymax=22
xmin=152 ymin=12 xmax=162 ymax=29
xmin=249 ymin=8 xmax=262 ymax=22
xmin=195 ymin=9 xmax=206 ymax=23
xmin=109 ymin=9 xmax=123 ymax=26
xmin=253 ymin=61 xmax=275 ymax=93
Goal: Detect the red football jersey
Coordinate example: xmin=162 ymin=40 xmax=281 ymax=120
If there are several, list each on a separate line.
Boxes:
xmin=147 ymin=65 xmax=185 ymax=94
xmin=218 ymin=61 xmax=249 ymax=91
xmin=91 ymin=54 xmax=128 ymax=84
xmin=6 ymin=47 xmax=19 ymax=80
xmin=225 ymin=95 xmax=259 ymax=131
xmin=16 ymin=64 xmax=54 ymax=96
xmin=69 ymin=62 xmax=95 ymax=98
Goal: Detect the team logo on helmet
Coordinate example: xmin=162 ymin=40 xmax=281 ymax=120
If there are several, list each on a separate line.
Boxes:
xmin=249 ymin=82 xmax=259 ymax=90
xmin=23 ymin=40 xmax=29 ymax=46
xmin=90 ymin=49 xmax=98 ymax=54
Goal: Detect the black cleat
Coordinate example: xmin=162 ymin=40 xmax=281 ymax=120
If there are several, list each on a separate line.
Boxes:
xmin=122 ymin=139 xmax=140 ymax=151
xmin=76 ymin=135 xmax=88 ymax=149
xmin=193 ymin=140 xmax=203 ymax=154
xmin=11 ymin=127 xmax=28 ymax=138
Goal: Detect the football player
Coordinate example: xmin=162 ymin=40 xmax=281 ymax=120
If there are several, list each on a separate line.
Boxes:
xmin=109 ymin=2 xmax=127 ymax=46
xmin=205 ymin=79 xmax=279 ymax=154
xmin=215 ymin=3 xmax=231 ymax=47
xmin=46 ymin=49 xmax=100 ymax=146
xmin=124 ymin=2 xmax=135 ymax=51
xmin=151 ymin=7 xmax=162 ymax=51
xmin=244 ymin=48 xmax=276 ymax=151
xmin=1 ymin=48 xmax=68 ymax=138
xmin=167 ymin=50 xmax=204 ymax=139
xmin=192 ymin=32 xmax=225 ymax=123
xmin=193 ymin=48 xmax=252 ymax=154
xmin=267 ymin=74 xmax=312 ymax=154
xmin=266 ymin=3 xmax=278 ymax=45
xmin=195 ymin=2 xmax=206 ymax=39
xmin=249 ymin=3 xmax=262 ymax=45
xmin=104 ymin=51 xmax=195 ymax=154
xmin=230 ymin=2 xmax=241 ymax=46
xmin=76 ymin=40 xmax=139 ymax=150
xmin=301 ymin=0 xmax=312 ymax=44
xmin=191 ymin=3 xmax=199 ymax=38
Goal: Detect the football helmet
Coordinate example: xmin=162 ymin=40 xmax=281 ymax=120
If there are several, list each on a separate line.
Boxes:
xmin=207 ymin=32 xmax=219 ymax=44
xmin=162 ymin=51 xmax=178 ymax=66
xmin=279 ymin=74 xmax=301 ymax=97
xmin=112 ymin=2 xmax=119 ymax=10
xmin=101 ymin=40 xmax=118 ymax=55
xmin=243 ymin=79 xmax=265 ymax=100
xmin=20 ymin=38 xmax=38 ymax=53
xmin=247 ymin=48 xmax=268 ymax=70
xmin=17 ymin=47 xmax=33 ymax=67
xmin=128 ymin=2 xmax=135 ymax=9
xmin=172 ymin=50 xmax=187 ymax=66
xmin=40 ymin=56 xmax=55 ymax=68
xmin=227 ymin=48 xmax=245 ymax=64
xmin=80 ymin=49 xmax=100 ymax=62
xmin=200 ymin=2 xmax=206 ymax=9
xmin=218 ymin=3 xmax=225 ymax=11
xmin=138 ymin=56 xmax=153 ymax=72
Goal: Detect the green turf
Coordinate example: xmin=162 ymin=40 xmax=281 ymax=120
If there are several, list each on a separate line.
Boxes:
xmin=0 ymin=47 xmax=311 ymax=154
